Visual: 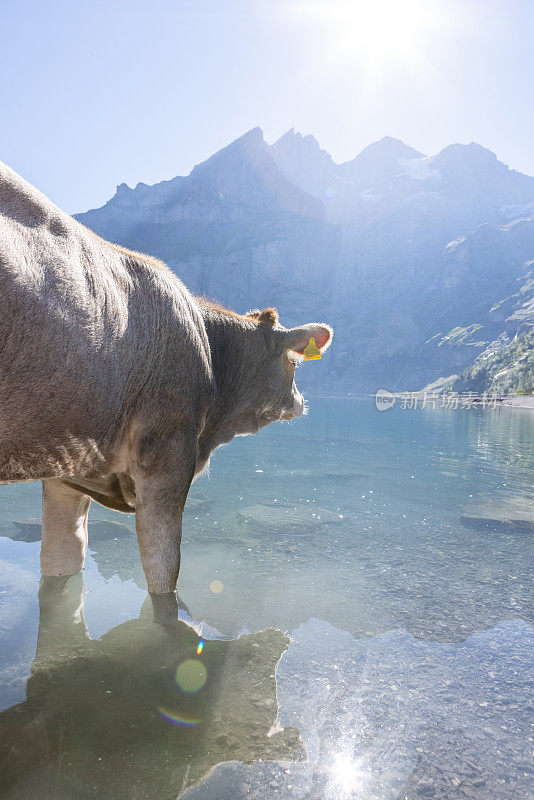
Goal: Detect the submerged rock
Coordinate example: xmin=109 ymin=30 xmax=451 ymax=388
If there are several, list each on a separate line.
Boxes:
xmin=237 ymin=503 xmax=343 ymax=534
xmin=462 ymin=492 xmax=534 ymax=532
xmin=8 ymin=518 xmax=135 ymax=544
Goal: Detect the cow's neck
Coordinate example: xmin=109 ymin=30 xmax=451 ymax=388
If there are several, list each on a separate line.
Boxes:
xmin=199 ymin=305 xmax=260 ymax=454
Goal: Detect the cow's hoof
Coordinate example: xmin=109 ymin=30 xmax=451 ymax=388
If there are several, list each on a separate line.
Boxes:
xmin=149 ymin=591 xmax=182 ymax=628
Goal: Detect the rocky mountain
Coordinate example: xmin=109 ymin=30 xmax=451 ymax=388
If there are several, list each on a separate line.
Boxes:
xmin=455 ymin=328 xmax=534 ymax=395
xmin=444 ymin=261 xmax=534 ymax=395
xmin=76 ymin=128 xmax=534 ymax=393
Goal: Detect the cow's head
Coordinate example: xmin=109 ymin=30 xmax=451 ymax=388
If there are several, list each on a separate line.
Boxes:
xmin=196 ymin=306 xmax=332 ymax=473
xmin=243 ymin=307 xmax=332 ymax=427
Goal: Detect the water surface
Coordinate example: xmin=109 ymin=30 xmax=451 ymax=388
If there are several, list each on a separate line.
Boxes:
xmin=0 ymin=399 xmax=533 ymax=799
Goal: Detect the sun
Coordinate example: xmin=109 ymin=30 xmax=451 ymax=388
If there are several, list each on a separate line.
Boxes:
xmin=283 ymin=0 xmax=449 ymax=83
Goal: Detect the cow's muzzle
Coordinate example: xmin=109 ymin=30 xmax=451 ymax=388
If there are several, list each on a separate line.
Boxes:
xmin=281 ymin=391 xmax=305 ymax=420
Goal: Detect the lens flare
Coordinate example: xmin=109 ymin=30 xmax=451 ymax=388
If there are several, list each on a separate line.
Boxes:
xmin=196 ymin=639 xmax=204 ymax=655
xmin=157 ymin=706 xmax=201 ymax=728
xmin=175 ymin=659 xmax=207 ymax=693
xmin=210 ymin=579 xmax=224 ymax=594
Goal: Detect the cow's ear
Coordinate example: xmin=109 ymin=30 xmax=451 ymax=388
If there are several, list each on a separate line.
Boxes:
xmin=246 ymin=307 xmax=279 ymax=326
xmin=285 ymin=324 xmax=333 ymax=354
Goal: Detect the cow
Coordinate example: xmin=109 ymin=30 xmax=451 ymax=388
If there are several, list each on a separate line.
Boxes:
xmin=0 ymin=161 xmax=332 ymax=620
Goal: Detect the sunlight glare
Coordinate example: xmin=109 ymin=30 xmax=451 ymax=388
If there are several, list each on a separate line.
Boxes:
xmin=284 ymin=0 xmax=449 ymax=81
xmin=331 ymin=751 xmax=368 ymax=797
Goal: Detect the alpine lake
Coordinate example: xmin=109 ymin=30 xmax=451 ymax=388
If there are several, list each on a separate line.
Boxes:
xmin=0 ymin=398 xmax=532 ymax=800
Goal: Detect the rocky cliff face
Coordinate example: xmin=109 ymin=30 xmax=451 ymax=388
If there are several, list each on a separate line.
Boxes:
xmin=76 ymin=128 xmax=534 ymax=393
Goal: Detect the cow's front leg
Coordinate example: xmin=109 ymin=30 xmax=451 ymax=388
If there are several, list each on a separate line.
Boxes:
xmin=133 ymin=435 xmax=195 ymax=600
xmin=41 ymin=479 xmax=91 ymax=576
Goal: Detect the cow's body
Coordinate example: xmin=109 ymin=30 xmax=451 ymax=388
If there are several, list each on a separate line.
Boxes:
xmin=0 ymin=162 xmax=332 ymax=611
xmin=0 ymin=162 xmax=212 ymax=489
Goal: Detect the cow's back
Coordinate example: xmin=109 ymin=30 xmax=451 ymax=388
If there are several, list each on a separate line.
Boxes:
xmin=0 ymin=162 xmax=212 ymax=483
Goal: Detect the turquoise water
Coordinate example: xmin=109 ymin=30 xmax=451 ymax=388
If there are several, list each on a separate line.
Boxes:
xmin=0 ymin=398 xmax=533 ymax=799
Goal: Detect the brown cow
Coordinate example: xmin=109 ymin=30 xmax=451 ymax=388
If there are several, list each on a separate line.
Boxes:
xmin=0 ymin=161 xmax=332 ymax=615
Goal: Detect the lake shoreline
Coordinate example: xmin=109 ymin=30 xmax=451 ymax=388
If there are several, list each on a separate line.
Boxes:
xmin=306 ymin=391 xmax=534 ymax=410
xmin=496 ymin=395 xmax=534 ymax=409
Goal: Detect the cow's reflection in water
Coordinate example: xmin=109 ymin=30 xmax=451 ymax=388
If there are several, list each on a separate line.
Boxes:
xmin=0 ymin=577 xmax=303 ymax=800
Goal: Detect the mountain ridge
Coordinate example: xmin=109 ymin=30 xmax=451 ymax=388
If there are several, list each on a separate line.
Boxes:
xmin=75 ymin=127 xmax=534 ymax=393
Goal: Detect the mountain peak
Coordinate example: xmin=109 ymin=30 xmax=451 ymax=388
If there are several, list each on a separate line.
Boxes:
xmin=186 ymin=126 xmax=325 ymax=221
xmin=273 ymin=128 xmax=326 ymax=154
xmin=271 ymin=130 xmax=334 ymax=176
xmin=233 ymin=126 xmax=264 ymax=145
xmin=435 ymin=141 xmax=499 ymax=167
xmin=193 ymin=127 xmax=267 ymax=172
xmin=271 ymin=129 xmax=335 ymax=204
xmin=351 ymin=136 xmax=425 ymax=164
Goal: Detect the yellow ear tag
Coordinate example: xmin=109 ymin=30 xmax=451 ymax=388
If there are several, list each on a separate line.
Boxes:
xmin=303 ymin=337 xmax=322 ymax=361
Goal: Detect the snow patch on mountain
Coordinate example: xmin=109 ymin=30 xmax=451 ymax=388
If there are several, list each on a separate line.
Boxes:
xmin=400 ymin=155 xmax=440 ymax=181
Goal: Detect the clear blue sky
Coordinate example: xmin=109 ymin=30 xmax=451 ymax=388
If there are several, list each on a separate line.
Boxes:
xmin=1 ymin=0 xmax=533 ymax=213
